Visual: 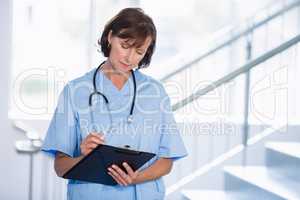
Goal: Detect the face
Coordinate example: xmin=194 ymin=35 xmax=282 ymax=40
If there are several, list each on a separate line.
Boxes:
xmin=107 ymin=31 xmax=152 ymax=73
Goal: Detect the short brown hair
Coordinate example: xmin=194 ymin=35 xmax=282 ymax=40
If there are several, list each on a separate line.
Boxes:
xmin=99 ymin=8 xmax=157 ymax=69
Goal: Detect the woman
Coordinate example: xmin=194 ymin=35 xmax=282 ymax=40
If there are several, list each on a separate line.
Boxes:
xmin=42 ymin=8 xmax=187 ymax=200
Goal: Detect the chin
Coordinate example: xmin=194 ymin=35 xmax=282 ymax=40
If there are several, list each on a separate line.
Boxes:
xmin=117 ymin=63 xmax=132 ymax=72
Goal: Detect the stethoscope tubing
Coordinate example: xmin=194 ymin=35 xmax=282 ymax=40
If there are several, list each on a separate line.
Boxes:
xmin=89 ymin=61 xmax=137 ymax=133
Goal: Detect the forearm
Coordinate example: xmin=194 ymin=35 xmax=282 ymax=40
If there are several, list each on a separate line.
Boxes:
xmin=134 ymin=158 xmax=173 ymax=184
xmin=54 ymin=152 xmax=84 ymax=177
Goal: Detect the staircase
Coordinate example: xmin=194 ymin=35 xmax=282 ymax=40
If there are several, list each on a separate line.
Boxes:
xmin=163 ymin=0 xmax=300 ymax=199
xmin=182 ymin=142 xmax=300 ymax=200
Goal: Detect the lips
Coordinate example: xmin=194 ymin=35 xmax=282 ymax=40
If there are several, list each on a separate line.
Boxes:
xmin=120 ymin=62 xmax=131 ymax=68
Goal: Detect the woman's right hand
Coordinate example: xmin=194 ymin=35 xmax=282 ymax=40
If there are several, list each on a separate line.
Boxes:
xmin=80 ymin=132 xmax=105 ymax=156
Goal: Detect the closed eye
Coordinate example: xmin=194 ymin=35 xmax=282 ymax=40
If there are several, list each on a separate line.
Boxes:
xmin=121 ymin=43 xmax=130 ymax=49
xmin=137 ymin=51 xmax=144 ymax=55
xmin=136 ymin=48 xmax=145 ymax=55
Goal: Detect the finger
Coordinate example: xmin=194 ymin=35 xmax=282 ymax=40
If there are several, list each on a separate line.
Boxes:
xmin=87 ymin=139 xmax=104 ymax=146
xmin=82 ymin=149 xmax=92 ymax=156
xmin=110 ymin=167 xmax=128 ymax=185
xmin=97 ymin=132 xmax=105 ymax=139
xmin=87 ymin=136 xmax=104 ymax=145
xmin=108 ymin=167 xmax=128 ymax=186
xmin=108 ymin=172 xmax=122 ymax=186
xmin=108 ymin=168 xmax=127 ymax=186
xmin=81 ymin=142 xmax=99 ymax=154
xmin=81 ymin=140 xmax=104 ymax=155
xmin=86 ymin=143 xmax=98 ymax=149
xmin=112 ymin=165 xmax=132 ymax=184
xmin=90 ymin=132 xmax=105 ymax=140
xmin=89 ymin=134 xmax=104 ymax=142
xmin=112 ymin=165 xmax=128 ymax=179
xmin=108 ymin=172 xmax=124 ymax=186
xmin=122 ymin=162 xmax=135 ymax=176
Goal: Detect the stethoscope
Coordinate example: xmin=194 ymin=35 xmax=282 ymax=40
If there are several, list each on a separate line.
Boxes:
xmin=88 ymin=61 xmax=137 ymax=133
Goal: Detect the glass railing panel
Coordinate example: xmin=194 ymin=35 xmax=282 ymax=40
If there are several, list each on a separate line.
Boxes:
xmin=164 ymin=41 xmax=247 ymax=105
xmin=282 ymin=5 xmax=300 ymax=40
xmin=164 ymin=74 xmax=246 ymax=186
xmin=247 ymin=45 xmax=297 ymax=140
xmin=162 ymin=1 xmax=300 ymax=106
xmin=288 ymin=43 xmax=300 ymax=123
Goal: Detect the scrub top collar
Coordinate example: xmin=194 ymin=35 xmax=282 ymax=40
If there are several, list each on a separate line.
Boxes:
xmin=95 ymin=67 xmax=138 ymax=98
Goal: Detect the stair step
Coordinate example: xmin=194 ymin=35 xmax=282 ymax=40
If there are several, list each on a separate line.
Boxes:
xmin=181 ymin=189 xmax=260 ymax=200
xmin=265 ymin=142 xmax=300 ymax=159
xmin=224 ymin=166 xmax=300 ymax=200
xmin=265 ymin=142 xmax=300 ymax=169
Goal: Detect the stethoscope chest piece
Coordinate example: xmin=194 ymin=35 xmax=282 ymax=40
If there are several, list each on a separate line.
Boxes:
xmin=127 ymin=115 xmax=133 ymax=123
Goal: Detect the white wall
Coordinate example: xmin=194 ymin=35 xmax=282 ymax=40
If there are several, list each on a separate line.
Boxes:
xmin=0 ymin=0 xmax=30 ymax=199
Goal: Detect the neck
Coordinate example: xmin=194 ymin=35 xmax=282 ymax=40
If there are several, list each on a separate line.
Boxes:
xmin=101 ymin=60 xmax=131 ymax=90
xmin=102 ymin=60 xmax=130 ymax=79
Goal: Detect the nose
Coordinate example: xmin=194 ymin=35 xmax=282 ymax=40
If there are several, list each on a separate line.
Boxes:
xmin=124 ymin=48 xmax=135 ymax=64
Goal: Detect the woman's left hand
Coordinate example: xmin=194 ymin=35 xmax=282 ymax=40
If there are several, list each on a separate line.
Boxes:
xmin=107 ymin=162 xmax=140 ymax=186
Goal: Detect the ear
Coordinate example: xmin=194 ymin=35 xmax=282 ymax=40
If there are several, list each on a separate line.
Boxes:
xmin=108 ymin=30 xmax=112 ymax=44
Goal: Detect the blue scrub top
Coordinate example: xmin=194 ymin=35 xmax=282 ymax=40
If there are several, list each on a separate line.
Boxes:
xmin=42 ymin=67 xmax=188 ymax=200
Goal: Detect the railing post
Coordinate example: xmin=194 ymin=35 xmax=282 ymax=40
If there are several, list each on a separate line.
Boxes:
xmin=242 ymin=31 xmax=253 ymax=148
xmin=14 ymin=121 xmax=43 ymax=200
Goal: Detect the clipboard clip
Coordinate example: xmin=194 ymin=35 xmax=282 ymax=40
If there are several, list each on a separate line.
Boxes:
xmin=114 ymin=145 xmax=141 ymax=155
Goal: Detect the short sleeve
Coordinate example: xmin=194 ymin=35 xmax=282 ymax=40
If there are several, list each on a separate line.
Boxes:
xmin=41 ymin=83 xmax=78 ymax=157
xmin=157 ymin=92 xmax=188 ymax=161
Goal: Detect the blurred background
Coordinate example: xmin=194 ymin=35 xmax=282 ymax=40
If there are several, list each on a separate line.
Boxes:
xmin=1 ymin=0 xmax=300 ymax=199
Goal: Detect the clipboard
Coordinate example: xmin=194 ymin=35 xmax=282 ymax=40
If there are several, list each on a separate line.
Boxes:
xmin=63 ymin=144 xmax=156 ymax=185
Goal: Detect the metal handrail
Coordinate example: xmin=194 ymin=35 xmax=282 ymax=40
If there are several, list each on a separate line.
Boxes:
xmin=161 ymin=0 xmax=300 ymax=82
xmin=172 ymin=33 xmax=300 ymax=111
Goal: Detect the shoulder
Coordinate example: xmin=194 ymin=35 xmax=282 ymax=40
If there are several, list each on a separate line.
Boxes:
xmin=56 ymin=68 xmax=96 ymax=103
xmin=57 ymin=68 xmax=96 ymax=98
xmin=68 ymin=68 xmax=96 ymax=88
xmin=135 ymin=70 xmax=167 ymax=97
